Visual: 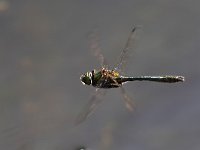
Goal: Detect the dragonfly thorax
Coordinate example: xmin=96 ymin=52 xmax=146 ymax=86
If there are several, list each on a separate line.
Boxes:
xmin=80 ymin=68 xmax=123 ymax=88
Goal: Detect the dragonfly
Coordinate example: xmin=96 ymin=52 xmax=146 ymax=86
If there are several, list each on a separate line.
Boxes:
xmin=76 ymin=26 xmax=185 ymax=124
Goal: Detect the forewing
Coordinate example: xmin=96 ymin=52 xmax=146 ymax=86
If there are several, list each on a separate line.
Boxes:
xmin=88 ymin=29 xmax=108 ymax=68
xmin=120 ymin=87 xmax=135 ymax=112
xmin=75 ymin=88 xmax=106 ymax=125
xmin=115 ymin=26 xmax=141 ymax=74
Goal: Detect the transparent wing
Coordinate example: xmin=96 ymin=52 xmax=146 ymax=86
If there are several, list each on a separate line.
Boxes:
xmin=120 ymin=87 xmax=135 ymax=112
xmin=88 ymin=29 xmax=108 ymax=68
xmin=115 ymin=26 xmax=141 ymax=73
xmin=75 ymin=88 xmax=107 ymax=125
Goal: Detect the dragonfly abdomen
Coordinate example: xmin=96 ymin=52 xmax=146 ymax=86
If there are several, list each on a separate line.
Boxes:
xmin=120 ymin=76 xmax=184 ymax=83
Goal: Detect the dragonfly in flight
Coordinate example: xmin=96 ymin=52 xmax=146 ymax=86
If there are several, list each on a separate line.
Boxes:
xmin=76 ymin=26 xmax=185 ymax=124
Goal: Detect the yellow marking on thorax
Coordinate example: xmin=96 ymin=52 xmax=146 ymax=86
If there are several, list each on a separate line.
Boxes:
xmin=101 ymin=68 xmax=120 ymax=78
xmin=111 ymin=71 xmax=120 ymax=77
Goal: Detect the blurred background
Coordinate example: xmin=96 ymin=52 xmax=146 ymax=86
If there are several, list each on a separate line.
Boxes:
xmin=0 ymin=0 xmax=199 ymax=150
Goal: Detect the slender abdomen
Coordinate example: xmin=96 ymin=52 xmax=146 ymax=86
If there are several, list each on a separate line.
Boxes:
xmin=119 ymin=76 xmax=185 ymax=83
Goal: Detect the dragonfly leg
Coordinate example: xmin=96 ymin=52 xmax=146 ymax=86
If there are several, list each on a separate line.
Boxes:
xmin=108 ymin=74 xmax=122 ymax=88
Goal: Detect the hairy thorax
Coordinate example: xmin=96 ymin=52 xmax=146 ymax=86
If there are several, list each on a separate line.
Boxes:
xmin=92 ymin=68 xmax=122 ymax=88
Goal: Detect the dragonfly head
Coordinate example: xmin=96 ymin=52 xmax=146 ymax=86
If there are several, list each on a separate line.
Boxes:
xmin=80 ymin=71 xmax=93 ymax=85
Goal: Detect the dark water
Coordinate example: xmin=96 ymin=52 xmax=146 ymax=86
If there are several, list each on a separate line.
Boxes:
xmin=0 ymin=0 xmax=199 ymax=150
